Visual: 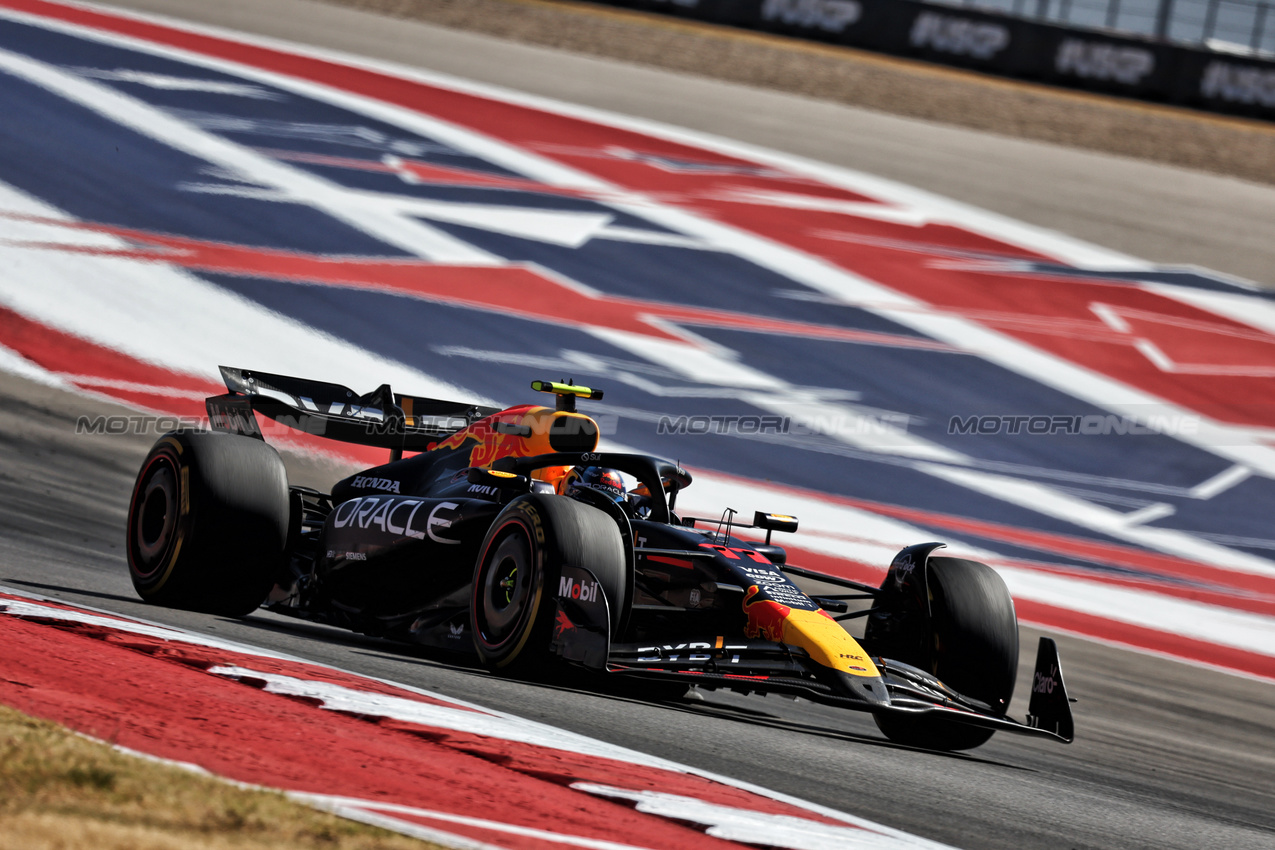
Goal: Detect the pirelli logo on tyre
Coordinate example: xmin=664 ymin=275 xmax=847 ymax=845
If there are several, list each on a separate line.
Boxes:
xmin=512 ymin=501 xmax=545 ymax=544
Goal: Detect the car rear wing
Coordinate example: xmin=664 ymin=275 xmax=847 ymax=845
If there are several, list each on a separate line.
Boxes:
xmin=205 ymin=366 xmax=499 ymax=455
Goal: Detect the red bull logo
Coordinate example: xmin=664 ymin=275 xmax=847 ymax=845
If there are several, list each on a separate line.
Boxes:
xmin=743 ymin=584 xmax=790 ymax=642
xmin=597 ymin=469 xmax=624 ymax=494
xmin=430 ymin=405 xmax=541 ymax=468
xmin=433 ymin=417 xmax=523 ymax=468
xmin=432 ymin=404 xmax=600 ymax=469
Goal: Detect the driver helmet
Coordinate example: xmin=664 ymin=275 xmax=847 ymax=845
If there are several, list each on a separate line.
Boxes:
xmin=557 ymin=466 xmax=626 ymax=504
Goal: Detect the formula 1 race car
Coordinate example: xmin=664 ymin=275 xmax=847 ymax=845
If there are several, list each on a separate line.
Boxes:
xmin=125 ymin=367 xmax=1074 ymax=751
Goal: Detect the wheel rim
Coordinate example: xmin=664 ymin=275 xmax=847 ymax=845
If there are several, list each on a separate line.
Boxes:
xmin=131 ymin=456 xmax=179 ymax=578
xmin=476 ymin=525 xmax=535 ymax=649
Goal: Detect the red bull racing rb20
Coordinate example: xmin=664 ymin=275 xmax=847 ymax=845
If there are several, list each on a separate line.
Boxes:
xmin=126 ymin=368 xmax=1075 ymax=751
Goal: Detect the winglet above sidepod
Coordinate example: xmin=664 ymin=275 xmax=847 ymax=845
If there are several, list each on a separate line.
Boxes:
xmin=1027 ymin=637 xmax=1076 ymax=743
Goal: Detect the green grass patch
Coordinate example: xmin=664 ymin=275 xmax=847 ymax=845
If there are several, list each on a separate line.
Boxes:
xmin=0 ymin=703 xmax=446 ymax=850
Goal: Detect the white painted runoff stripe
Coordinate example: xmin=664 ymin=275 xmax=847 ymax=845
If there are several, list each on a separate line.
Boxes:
xmin=587 ymin=327 xmax=967 ymax=463
xmin=0 ymin=47 xmax=498 ymax=266
xmin=918 ymin=463 xmax=1275 ymax=577
xmin=0 ymin=588 xmax=951 ymax=846
xmin=179 ymin=11 xmax=1275 ymax=479
xmin=622 ymin=455 xmax=1275 ymax=664
xmin=997 ymin=568 xmax=1275 ymax=658
xmin=296 ymin=788 xmax=945 ymax=850
xmin=0 ymin=178 xmax=493 ymax=407
xmin=0 ymin=596 xmax=679 ymax=770
xmin=293 ymin=793 xmax=668 ymax=850
xmin=0 ymin=597 xmax=301 ymax=661
xmin=1189 ymin=465 xmax=1253 ymax=500
xmin=52 ymin=0 xmax=1147 ymax=273
xmin=1148 ymin=283 xmax=1275 ymax=359
xmin=5 ymin=1 xmax=1274 ymax=578
xmin=44 ymin=1 xmax=1275 ymax=565
xmin=288 ymin=796 xmax=541 ymax=850
xmin=573 ymin=784 xmax=933 ymax=850
xmin=4 ymin=1 xmax=1274 ymax=679
xmin=0 ymin=342 xmax=71 ymax=388
xmin=97 ymin=734 xmax=516 ymax=850
xmin=39 ymin=0 xmax=1159 ymax=282
xmin=674 ymin=469 xmax=991 ymax=568
xmin=678 ymin=474 xmax=1275 ymax=659
xmin=206 ymin=665 xmax=682 ymax=770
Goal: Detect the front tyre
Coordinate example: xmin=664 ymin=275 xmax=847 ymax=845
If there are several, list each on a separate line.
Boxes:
xmin=471 ymin=494 xmax=625 ymax=675
xmin=126 ymin=431 xmax=289 ymax=616
xmin=872 ymin=556 xmax=1019 ymax=751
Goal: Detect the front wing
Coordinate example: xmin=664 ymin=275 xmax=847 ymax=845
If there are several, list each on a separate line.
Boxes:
xmin=591 ymin=633 xmax=1075 ymax=744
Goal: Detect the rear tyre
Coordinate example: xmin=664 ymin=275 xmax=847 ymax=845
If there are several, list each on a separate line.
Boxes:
xmin=871 ymin=556 xmax=1019 ymax=751
xmin=126 ymin=431 xmax=289 ymax=616
xmin=471 ymin=494 xmax=626 ymax=676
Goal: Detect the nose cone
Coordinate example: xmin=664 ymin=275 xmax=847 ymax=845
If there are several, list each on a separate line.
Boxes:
xmin=777 ymin=608 xmax=881 ymax=678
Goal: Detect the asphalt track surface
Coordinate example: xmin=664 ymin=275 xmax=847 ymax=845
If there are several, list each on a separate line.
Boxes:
xmin=0 ymin=2 xmax=1272 ymax=849
xmin=4 ymin=370 xmax=1275 ymax=850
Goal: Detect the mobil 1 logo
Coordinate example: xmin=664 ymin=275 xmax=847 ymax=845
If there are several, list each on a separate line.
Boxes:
xmin=559 ymin=574 xmax=601 ymax=603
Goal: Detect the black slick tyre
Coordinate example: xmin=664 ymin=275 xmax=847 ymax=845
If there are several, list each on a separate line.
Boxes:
xmin=874 ymin=556 xmax=1019 ymax=751
xmin=126 ymin=430 xmax=289 ymax=616
xmin=470 ymin=493 xmax=625 ymax=676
